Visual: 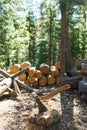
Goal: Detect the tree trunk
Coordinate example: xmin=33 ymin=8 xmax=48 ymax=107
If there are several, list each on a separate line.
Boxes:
xmin=60 ymin=2 xmax=73 ymax=78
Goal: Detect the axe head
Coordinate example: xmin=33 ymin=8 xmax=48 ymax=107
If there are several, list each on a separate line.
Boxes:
xmin=36 ymin=97 xmax=48 ymax=113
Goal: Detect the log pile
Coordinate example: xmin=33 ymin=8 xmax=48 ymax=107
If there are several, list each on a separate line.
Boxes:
xmin=4 ymin=60 xmax=82 ymax=90
xmin=6 ymin=61 xmax=61 ymax=89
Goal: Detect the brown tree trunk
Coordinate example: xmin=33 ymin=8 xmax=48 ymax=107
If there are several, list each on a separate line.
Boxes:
xmin=60 ymin=2 xmax=73 ymax=78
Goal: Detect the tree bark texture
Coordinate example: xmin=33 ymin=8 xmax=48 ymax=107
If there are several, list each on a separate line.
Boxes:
xmin=60 ymin=2 xmax=72 ymax=78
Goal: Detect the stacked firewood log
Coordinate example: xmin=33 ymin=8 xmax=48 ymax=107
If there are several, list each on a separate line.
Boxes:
xmin=76 ymin=59 xmax=87 ymax=79
xmin=7 ymin=61 xmax=61 ymax=89
xmin=76 ymin=59 xmax=87 ymax=93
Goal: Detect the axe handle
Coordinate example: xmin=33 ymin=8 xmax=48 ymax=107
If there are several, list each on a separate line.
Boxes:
xmin=40 ymin=84 xmax=70 ymax=102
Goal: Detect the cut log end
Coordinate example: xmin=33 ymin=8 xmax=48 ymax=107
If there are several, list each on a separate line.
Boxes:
xmin=10 ymin=64 xmax=20 ymax=74
xmin=50 ymin=66 xmax=60 ymax=77
xmin=55 ymin=61 xmax=61 ymax=70
xmin=40 ymin=63 xmax=50 ymax=75
xmin=20 ymin=61 xmax=31 ymax=69
xmin=47 ymin=75 xmax=56 ymax=86
xmin=39 ymin=76 xmax=47 ymax=86
xmin=28 ymin=67 xmax=36 ymax=77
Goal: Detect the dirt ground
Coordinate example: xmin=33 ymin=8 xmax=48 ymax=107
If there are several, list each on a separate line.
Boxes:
xmin=0 ymin=86 xmax=87 ymax=130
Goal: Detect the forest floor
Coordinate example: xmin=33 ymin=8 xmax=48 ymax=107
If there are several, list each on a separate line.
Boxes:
xmin=0 ymin=86 xmax=87 ymax=130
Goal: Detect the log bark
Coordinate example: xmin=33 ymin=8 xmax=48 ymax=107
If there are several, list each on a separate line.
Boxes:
xmin=40 ymin=63 xmax=50 ymax=75
xmin=28 ymin=109 xmax=60 ymax=130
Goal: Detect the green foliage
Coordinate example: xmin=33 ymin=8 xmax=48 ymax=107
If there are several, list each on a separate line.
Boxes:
xmin=0 ymin=0 xmax=28 ymax=68
xmin=69 ymin=6 xmax=87 ymax=64
xmin=0 ymin=0 xmax=87 ymax=69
